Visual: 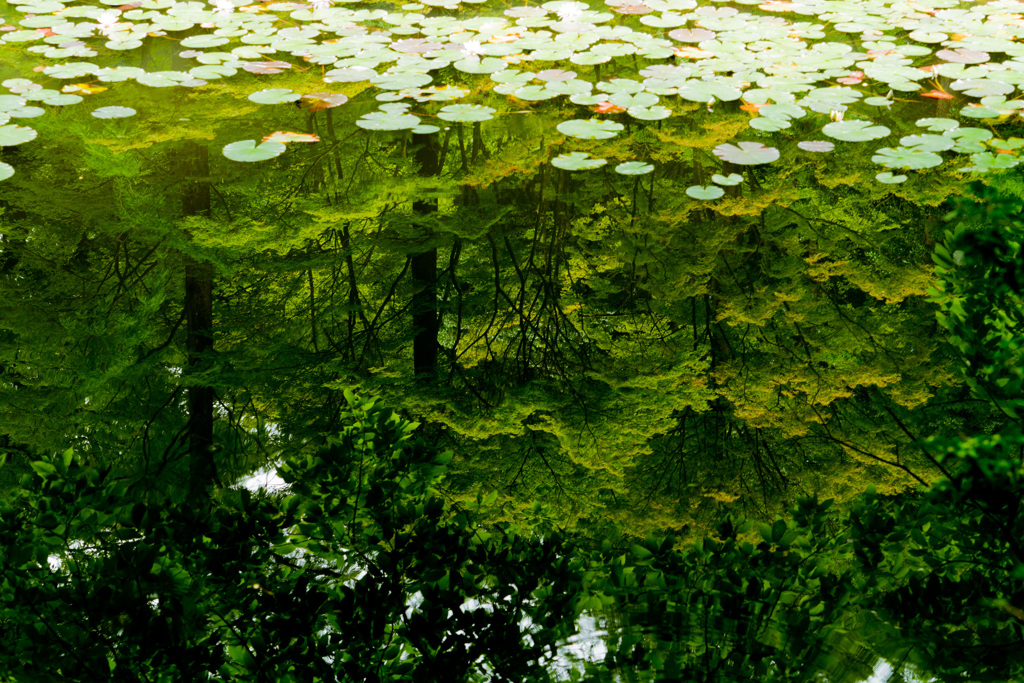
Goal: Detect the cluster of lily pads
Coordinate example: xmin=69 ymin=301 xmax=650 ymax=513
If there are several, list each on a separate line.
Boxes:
xmin=2 ymin=0 xmax=1024 ymax=184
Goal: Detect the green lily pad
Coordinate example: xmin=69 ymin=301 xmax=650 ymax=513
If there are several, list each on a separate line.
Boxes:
xmin=686 ymin=185 xmax=725 ymax=200
xmin=823 ymin=120 xmax=891 ymax=142
xmin=0 ymin=162 xmax=13 ymax=181
xmin=626 ymin=105 xmax=671 ymax=120
xmin=91 ymin=106 xmax=137 ymax=119
xmin=248 ymin=88 xmax=302 ymax=104
xmin=713 ymin=142 xmax=779 ymax=165
xmin=614 ymin=161 xmax=654 ymax=175
xmin=552 ymin=152 xmax=606 ymax=171
xmin=436 ymin=104 xmax=495 ymax=122
xmin=899 ymin=134 xmax=955 ymax=153
xmin=0 ymin=124 xmax=37 ymax=146
xmin=556 ymin=118 xmax=624 ymax=140
xmin=5 ymin=107 xmax=45 ymax=119
xmin=959 ymin=152 xmax=1021 ymax=173
xmin=222 ymin=139 xmax=287 ymax=162
xmin=916 ymin=117 xmax=959 ymax=132
xmin=876 ymin=172 xmax=907 ymax=184
xmin=712 ymin=173 xmax=743 ymax=186
xmin=42 ymin=94 xmax=83 ymax=106
xmin=356 ymin=110 xmax=421 ymax=131
xmin=871 ymin=147 xmax=943 ymax=170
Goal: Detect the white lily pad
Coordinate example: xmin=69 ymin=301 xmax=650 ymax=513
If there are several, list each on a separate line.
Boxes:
xmin=248 ymin=88 xmax=302 ymax=104
xmin=614 ymin=161 xmax=654 ymax=175
xmin=875 ymin=172 xmax=907 ymax=184
xmin=356 ymin=110 xmax=421 ymax=131
xmin=552 ymin=152 xmax=606 ymax=171
xmin=627 ymin=105 xmax=672 ymax=120
xmin=91 ymin=106 xmax=136 ymax=119
xmin=823 ymin=120 xmax=890 ymax=142
xmin=712 ymin=173 xmax=743 ymax=186
xmin=0 ymin=162 xmax=13 ymax=182
xmin=556 ymin=118 xmax=624 ymax=140
xmin=222 ymin=139 xmax=287 ymax=162
xmin=798 ymin=140 xmax=835 ymax=153
xmin=686 ymin=185 xmax=725 ymax=200
xmin=436 ymin=104 xmax=495 ymax=122
xmin=0 ymin=124 xmax=37 ymax=146
xmin=712 ymin=141 xmax=779 ymax=165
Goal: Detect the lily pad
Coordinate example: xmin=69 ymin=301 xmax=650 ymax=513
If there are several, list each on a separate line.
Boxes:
xmin=875 ymin=172 xmax=907 ymax=184
xmin=356 ymin=110 xmax=421 ymax=131
xmin=436 ymin=104 xmax=495 ymax=122
xmin=899 ymin=134 xmax=955 ymax=153
xmin=797 ymin=140 xmax=835 ymax=153
xmin=713 ymin=141 xmax=779 ymax=165
xmin=0 ymin=162 xmax=12 ymax=181
xmin=871 ymin=147 xmax=943 ymax=170
xmin=91 ymin=106 xmax=137 ymax=118
xmin=552 ymin=152 xmax=606 ymax=171
xmin=712 ymin=173 xmax=743 ymax=186
xmin=248 ymin=88 xmax=302 ymax=104
xmin=556 ymin=118 xmax=624 ymax=140
xmin=0 ymin=124 xmax=37 ymax=146
xmin=222 ymin=139 xmax=287 ymax=162
xmin=686 ymin=185 xmax=725 ymax=200
xmin=916 ymin=117 xmax=959 ymax=133
xmin=822 ymin=120 xmax=890 ymax=142
xmin=960 ymin=152 xmax=1021 ymax=173
xmin=614 ymin=161 xmax=654 ymax=175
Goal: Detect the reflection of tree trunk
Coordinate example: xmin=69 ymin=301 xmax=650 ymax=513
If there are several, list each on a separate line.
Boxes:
xmin=412 ymin=133 xmax=440 ymax=379
xmin=178 ymin=141 xmax=216 ymax=504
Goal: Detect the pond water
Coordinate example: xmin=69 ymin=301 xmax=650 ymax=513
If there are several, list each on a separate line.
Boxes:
xmin=0 ymin=0 xmax=1021 ymax=679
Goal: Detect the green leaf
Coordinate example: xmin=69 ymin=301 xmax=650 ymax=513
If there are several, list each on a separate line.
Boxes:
xmin=771 ymin=519 xmax=787 ymax=543
xmin=630 ymin=544 xmax=653 ymax=559
xmin=30 ymin=460 xmax=56 ymax=478
xmin=222 ymin=140 xmax=287 ymax=162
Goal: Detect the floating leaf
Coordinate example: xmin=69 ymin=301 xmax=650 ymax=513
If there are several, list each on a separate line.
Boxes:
xmin=627 ymin=105 xmax=672 ymax=120
xmin=0 ymin=161 xmax=12 ymax=181
xmin=871 ymin=147 xmax=943 ymax=170
xmin=242 ymin=60 xmax=292 ymax=74
xmin=248 ymin=88 xmax=302 ymax=104
xmin=0 ymin=124 xmax=37 ymax=146
xmin=437 ymin=104 xmax=496 ymax=122
xmin=712 ymin=141 xmax=779 ymax=165
xmin=356 ymin=110 xmax=421 ymax=131
xmin=899 ymin=134 xmax=954 ymax=153
xmin=298 ymin=93 xmax=348 ymax=111
xmin=556 ymin=118 xmax=624 ymax=140
xmin=875 ymin=172 xmax=907 ymax=184
xmin=262 ymin=131 xmax=320 ymax=143
xmin=222 ymin=139 xmax=287 ymax=162
xmin=797 ymin=140 xmax=834 ymax=153
xmin=91 ymin=106 xmax=136 ymax=118
xmin=712 ymin=173 xmax=743 ymax=186
xmin=614 ymin=161 xmax=654 ymax=175
xmin=917 ymin=117 xmax=959 ymax=133
xmin=960 ymin=152 xmax=1021 ymax=173
xmin=686 ymin=185 xmax=724 ymax=200
xmin=552 ymin=152 xmax=606 ymax=171
xmin=823 ymin=120 xmax=890 ymax=142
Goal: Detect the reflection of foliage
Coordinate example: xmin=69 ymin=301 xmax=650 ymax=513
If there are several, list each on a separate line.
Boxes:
xmin=0 ymin=395 xmax=584 ymax=681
